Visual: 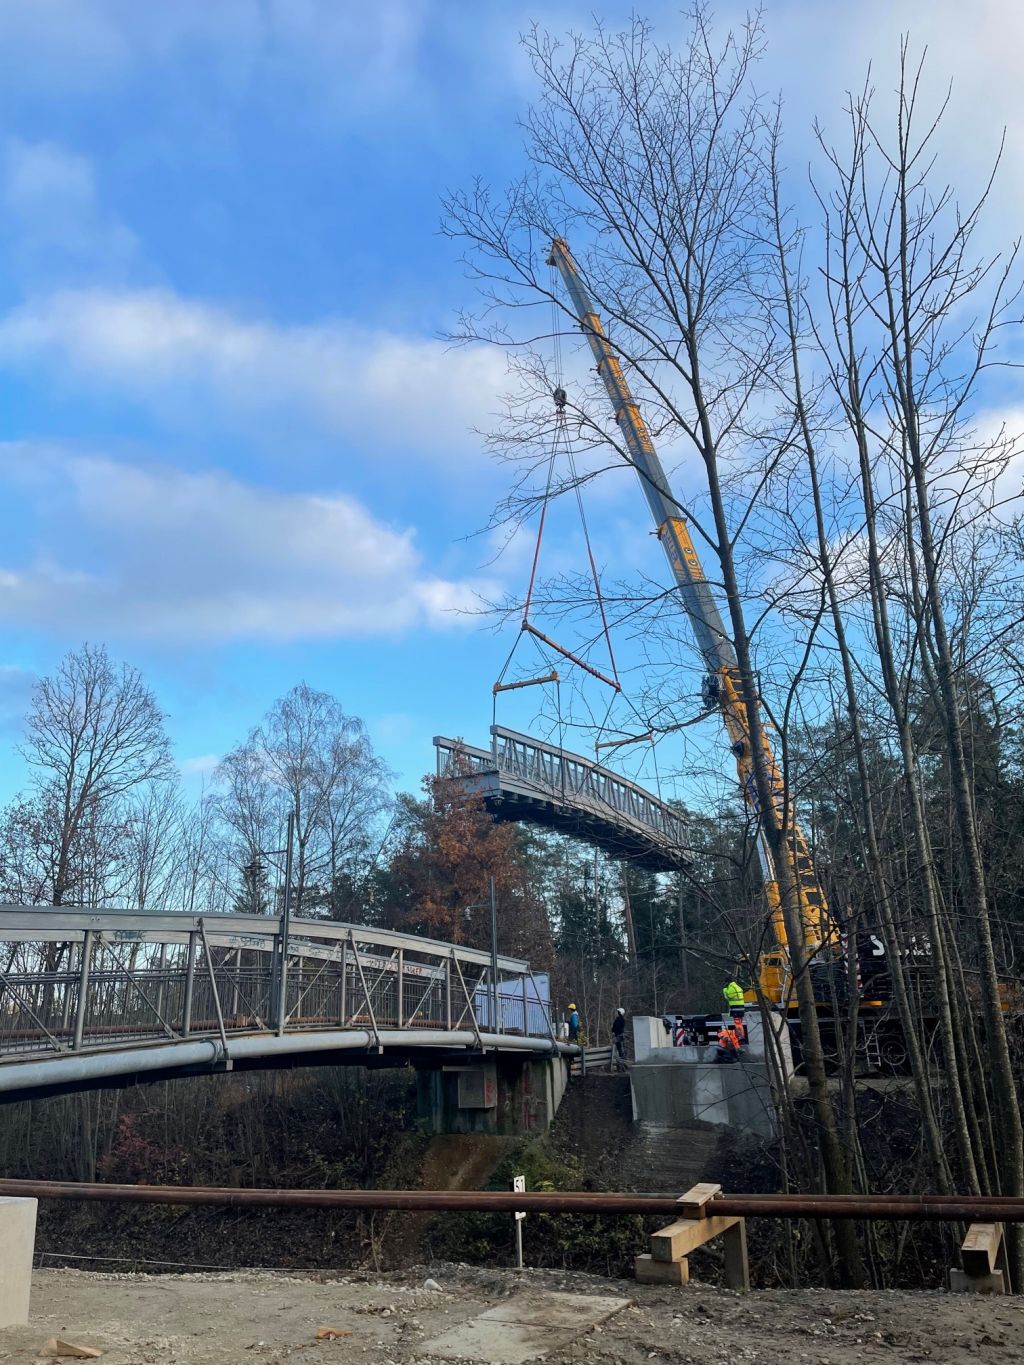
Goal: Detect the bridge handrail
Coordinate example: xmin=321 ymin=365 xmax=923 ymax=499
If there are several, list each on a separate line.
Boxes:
xmin=0 ymin=906 xmax=556 ymax=1075
xmin=434 ymin=728 xmax=688 ymax=845
xmin=492 ymin=727 xmax=682 ymax=837
xmin=0 ymin=908 xmax=529 ymax=975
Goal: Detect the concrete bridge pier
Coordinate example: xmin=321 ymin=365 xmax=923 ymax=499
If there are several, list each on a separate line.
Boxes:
xmin=415 ymin=1052 xmax=569 ymax=1135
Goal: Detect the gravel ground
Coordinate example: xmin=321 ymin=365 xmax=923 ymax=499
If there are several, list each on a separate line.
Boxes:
xmin=1 ymin=1263 xmax=1022 ymax=1364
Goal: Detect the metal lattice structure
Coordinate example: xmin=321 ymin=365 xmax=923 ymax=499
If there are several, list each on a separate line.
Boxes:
xmin=0 ymin=908 xmax=561 ymax=1099
xmin=434 ymin=726 xmax=691 ymax=872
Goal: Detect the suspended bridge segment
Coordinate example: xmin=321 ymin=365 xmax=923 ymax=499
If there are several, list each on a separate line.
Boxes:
xmin=0 ymin=909 xmax=568 ymax=1126
xmin=434 ymin=726 xmax=691 ymax=873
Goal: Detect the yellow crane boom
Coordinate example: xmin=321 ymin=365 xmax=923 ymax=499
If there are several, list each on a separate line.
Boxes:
xmin=546 ymin=237 xmax=831 ymax=998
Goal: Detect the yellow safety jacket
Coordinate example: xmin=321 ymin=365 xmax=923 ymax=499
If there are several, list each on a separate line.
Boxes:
xmin=723 ymin=980 xmax=745 ymax=1008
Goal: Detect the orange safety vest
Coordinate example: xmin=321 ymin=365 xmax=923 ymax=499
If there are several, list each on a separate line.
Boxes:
xmin=717 ymin=1028 xmax=740 ymax=1055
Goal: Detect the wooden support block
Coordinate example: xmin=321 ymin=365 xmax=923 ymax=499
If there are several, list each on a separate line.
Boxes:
xmin=676 ymin=1182 xmax=723 ymax=1219
xmin=949 ymin=1267 xmax=1005 ymax=1295
xmin=635 ymin=1253 xmax=689 ymax=1285
xmin=961 ymin=1222 xmax=1004 ymax=1277
xmin=650 ymin=1215 xmax=740 ymax=1262
xmin=723 ymin=1219 xmax=750 ymax=1293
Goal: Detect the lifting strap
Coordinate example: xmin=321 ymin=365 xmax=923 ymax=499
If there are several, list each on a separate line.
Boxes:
xmin=510 ymin=396 xmax=620 ymax=694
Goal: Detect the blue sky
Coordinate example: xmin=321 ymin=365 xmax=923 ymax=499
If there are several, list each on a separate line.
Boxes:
xmin=0 ymin=0 xmax=1019 ymax=808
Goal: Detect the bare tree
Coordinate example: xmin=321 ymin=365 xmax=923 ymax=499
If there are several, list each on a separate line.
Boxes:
xmin=809 ymin=48 xmax=1024 ymax=1280
xmin=259 ymin=685 xmax=381 ymax=916
xmin=318 ymin=725 xmax=394 ymax=919
xmin=122 ymin=780 xmax=184 ymax=910
xmin=0 ymin=792 xmax=59 ymax=904
xmin=443 ymin=10 xmax=865 ymax=1282
xmin=213 ymin=684 xmax=392 ymax=917
xmin=210 ymin=743 xmax=281 ymax=914
xmin=21 ymin=644 xmax=173 ymax=906
xmin=175 ymin=791 xmax=234 ymax=915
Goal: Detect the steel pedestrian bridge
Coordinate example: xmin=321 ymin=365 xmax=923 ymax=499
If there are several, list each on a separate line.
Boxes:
xmin=0 ymin=908 xmax=567 ymax=1102
xmin=435 ymin=726 xmax=690 ymax=872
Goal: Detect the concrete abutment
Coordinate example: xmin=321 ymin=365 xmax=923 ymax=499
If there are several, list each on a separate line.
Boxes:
xmin=628 ymin=1013 xmax=794 ymax=1140
xmin=415 ymin=1052 xmax=569 ymax=1135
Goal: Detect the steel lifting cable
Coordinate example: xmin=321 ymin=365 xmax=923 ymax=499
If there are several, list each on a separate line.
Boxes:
xmin=565 ymin=436 xmax=620 ymax=689
xmin=492 ymin=269 xmax=626 ymax=811
xmin=494 ymin=288 xmax=621 ymax=699
xmin=519 ymin=415 xmax=559 ymax=629
xmin=514 ymin=392 xmax=621 ymax=692
xmin=500 ymin=276 xmax=565 ymax=670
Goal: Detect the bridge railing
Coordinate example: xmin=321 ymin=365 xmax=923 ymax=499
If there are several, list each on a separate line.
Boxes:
xmin=435 ymin=726 xmax=689 ymax=853
xmin=0 ymin=910 xmax=556 ymax=1064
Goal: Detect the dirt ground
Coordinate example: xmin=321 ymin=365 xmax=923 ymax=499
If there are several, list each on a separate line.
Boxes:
xmin=2 ymin=1263 xmax=1022 ymax=1365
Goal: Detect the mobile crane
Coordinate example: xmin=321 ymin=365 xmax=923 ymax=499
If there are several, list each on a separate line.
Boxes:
xmin=546 ymin=237 xmax=841 ymax=1017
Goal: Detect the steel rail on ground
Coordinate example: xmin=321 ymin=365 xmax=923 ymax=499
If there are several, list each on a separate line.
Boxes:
xmin=1 ymin=1179 xmax=1023 ymax=1223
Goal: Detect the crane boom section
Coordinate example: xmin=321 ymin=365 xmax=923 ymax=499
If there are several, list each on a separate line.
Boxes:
xmin=547 ymin=240 xmax=734 ymax=676
xmin=547 ymin=237 xmax=829 ymax=963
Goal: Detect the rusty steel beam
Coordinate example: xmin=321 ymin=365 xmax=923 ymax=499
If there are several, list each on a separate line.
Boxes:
xmin=2 ymin=1179 xmax=1024 ymax=1223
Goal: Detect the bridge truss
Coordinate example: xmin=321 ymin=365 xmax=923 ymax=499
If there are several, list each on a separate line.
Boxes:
xmin=0 ymin=908 xmax=562 ymax=1100
xmin=434 ymin=726 xmax=690 ymax=872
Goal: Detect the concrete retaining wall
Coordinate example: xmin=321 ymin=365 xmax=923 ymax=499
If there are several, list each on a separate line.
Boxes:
xmin=0 ymin=1197 xmax=36 ymax=1328
xmin=631 ymin=1015 xmax=666 ymax=1062
xmin=629 ymin=1057 xmax=777 ymax=1139
xmin=629 ymin=1012 xmax=793 ymax=1140
xmin=633 ymin=1011 xmax=795 ymax=1079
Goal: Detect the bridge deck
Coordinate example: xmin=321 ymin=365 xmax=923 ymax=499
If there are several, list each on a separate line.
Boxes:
xmin=434 ymin=726 xmax=690 ymax=872
xmin=0 ymin=909 xmax=562 ymax=1098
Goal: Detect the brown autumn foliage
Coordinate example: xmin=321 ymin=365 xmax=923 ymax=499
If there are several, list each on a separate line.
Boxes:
xmin=386 ymin=770 xmax=553 ymax=969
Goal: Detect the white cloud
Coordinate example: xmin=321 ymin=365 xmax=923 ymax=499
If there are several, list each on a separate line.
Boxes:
xmin=1 ymin=139 xmax=138 ymax=283
xmin=0 ymin=1 xmax=133 ymax=92
xmin=0 ymin=445 xmax=495 ymax=643
xmin=761 ymin=0 xmax=1024 ymax=246
xmin=0 ymin=287 xmax=505 ymax=461
xmin=0 ymin=663 xmax=36 ymax=735
xmin=178 ymin=753 xmax=220 ymax=777
xmin=0 ymin=1 xmax=432 ymax=113
xmin=5 ymin=139 xmax=93 ymax=214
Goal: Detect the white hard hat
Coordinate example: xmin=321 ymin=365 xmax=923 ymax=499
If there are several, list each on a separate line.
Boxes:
xmin=617 ymin=1007 xmax=625 ymax=1015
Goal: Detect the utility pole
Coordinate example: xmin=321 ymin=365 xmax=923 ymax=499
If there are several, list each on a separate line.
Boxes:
xmin=620 ymin=865 xmax=637 ymax=968
xmin=677 ymin=872 xmax=690 ymax=998
xmin=490 ymin=876 xmax=501 ymax=1034
xmin=276 ymin=810 xmax=295 ymax=1036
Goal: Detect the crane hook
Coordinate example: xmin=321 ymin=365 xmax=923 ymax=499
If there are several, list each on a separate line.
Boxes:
xmin=553 ymin=385 xmax=567 ymax=412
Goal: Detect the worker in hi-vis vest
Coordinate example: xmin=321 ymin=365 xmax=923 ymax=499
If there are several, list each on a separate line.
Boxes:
xmin=723 ymin=978 xmax=747 ymax=1047
xmin=723 ymin=978 xmax=745 ymax=1014
xmin=714 ymin=1023 xmax=741 ymax=1064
